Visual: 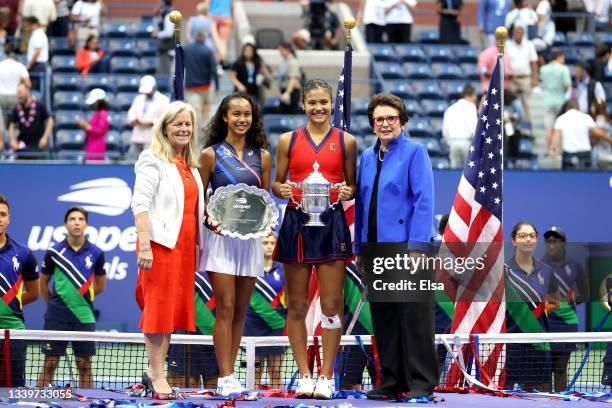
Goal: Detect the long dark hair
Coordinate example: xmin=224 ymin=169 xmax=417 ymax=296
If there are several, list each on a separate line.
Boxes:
xmin=236 ymin=43 xmax=262 ymax=69
xmin=205 ymin=92 xmax=268 ymax=149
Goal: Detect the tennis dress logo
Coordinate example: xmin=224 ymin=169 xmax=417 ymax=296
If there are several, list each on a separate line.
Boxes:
xmin=12 ymin=256 xmax=19 ymax=272
xmin=57 ymin=178 xmax=132 ymax=216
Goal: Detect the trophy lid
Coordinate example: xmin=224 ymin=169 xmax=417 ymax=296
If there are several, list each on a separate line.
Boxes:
xmin=302 ymin=161 xmax=330 ymax=185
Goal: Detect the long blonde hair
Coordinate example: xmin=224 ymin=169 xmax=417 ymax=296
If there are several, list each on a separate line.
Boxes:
xmin=151 ymin=101 xmax=198 ymax=167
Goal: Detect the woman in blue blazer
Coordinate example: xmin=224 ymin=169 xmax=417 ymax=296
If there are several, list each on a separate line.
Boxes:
xmin=354 ymin=93 xmax=438 ymax=400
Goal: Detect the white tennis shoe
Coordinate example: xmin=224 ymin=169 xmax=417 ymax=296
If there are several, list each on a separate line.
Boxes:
xmin=314 ymin=375 xmax=334 ymax=399
xmin=295 ymin=374 xmax=316 ymax=397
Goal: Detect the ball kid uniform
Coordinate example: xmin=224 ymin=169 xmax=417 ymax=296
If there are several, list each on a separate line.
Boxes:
xmin=0 ymin=235 xmax=38 ymax=386
xmin=274 ymin=127 xmax=352 ymax=263
xmin=41 ymin=239 xmax=105 ymax=357
xmin=244 ymin=262 xmax=287 ymax=356
xmin=199 ymin=141 xmax=265 ymax=277
xmin=168 ymin=271 xmax=219 ymax=378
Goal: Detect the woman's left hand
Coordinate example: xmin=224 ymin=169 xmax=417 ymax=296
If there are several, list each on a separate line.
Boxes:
xmin=337 ymin=182 xmax=352 ymax=202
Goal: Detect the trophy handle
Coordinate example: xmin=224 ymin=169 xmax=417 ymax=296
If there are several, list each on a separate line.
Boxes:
xmin=287 ymin=181 xmax=302 ymax=208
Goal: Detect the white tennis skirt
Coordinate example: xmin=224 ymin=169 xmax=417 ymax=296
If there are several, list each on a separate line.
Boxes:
xmin=199 ymin=229 xmax=264 ymax=277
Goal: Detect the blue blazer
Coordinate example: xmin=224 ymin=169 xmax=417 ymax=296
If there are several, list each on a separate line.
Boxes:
xmin=354 ymin=132 xmax=435 ymax=254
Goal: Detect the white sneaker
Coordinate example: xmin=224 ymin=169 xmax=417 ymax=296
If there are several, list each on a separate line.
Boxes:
xmin=314 ymin=375 xmax=334 ymax=399
xmin=217 ymin=375 xmax=245 ymax=397
xmin=295 ymin=374 xmax=316 ymax=398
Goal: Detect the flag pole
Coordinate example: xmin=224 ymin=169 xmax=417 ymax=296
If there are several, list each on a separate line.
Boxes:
xmin=344 ymin=17 xmax=356 ymax=44
xmin=169 ymin=10 xmax=182 ymax=42
xmin=495 ymin=26 xmax=508 ymax=172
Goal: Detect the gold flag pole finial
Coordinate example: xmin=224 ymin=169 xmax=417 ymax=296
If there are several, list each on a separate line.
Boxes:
xmin=495 ymin=26 xmax=509 ymax=55
xmin=169 ymin=10 xmax=183 ymax=42
xmin=344 ymin=17 xmax=356 ymax=45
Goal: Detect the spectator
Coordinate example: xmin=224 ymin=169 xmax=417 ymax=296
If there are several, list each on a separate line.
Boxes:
xmin=154 ymin=0 xmax=175 ymax=75
xmin=437 ymin=0 xmax=463 ymax=44
xmin=357 ymin=0 xmax=386 ymax=43
xmin=0 ymin=0 xmax=19 ymax=35
xmin=209 ymin=0 xmax=232 ymax=68
xmin=306 ymin=1 xmax=341 ymax=50
xmin=230 ymin=42 xmax=270 ymax=105
xmin=8 ymin=83 xmax=53 ymax=159
xmin=505 ymin=0 xmax=538 ymax=37
xmin=22 ymin=0 xmax=57 ymax=30
xmin=384 ymin=0 xmax=417 ymax=44
xmin=186 ymin=2 xmax=223 ymax=63
xmin=0 ymin=10 xmax=7 ymax=59
xmin=503 ymin=90 xmax=526 ymax=160
xmin=184 ymin=29 xmax=218 ymax=129
xmin=47 ymin=0 xmax=71 ymax=38
xmin=24 ymin=16 xmax=49 ymax=91
xmin=477 ymin=0 xmax=511 ymax=46
xmin=37 ymin=207 xmax=106 ymax=389
xmin=127 ymin=75 xmax=170 ymax=156
xmin=591 ymin=44 xmax=610 ymax=83
xmin=71 ymin=0 xmax=106 ymax=48
xmin=551 ymin=0 xmax=574 ymax=33
xmin=574 ymin=62 xmax=606 ymax=114
xmin=549 ymin=98 xmax=608 ymax=169
xmin=590 ymin=99 xmax=612 ymax=169
xmin=533 ymin=0 xmax=555 ymax=52
xmin=0 ymin=195 xmax=39 ymax=387
xmin=442 ymin=84 xmax=478 ymax=168
xmin=75 ymin=35 xmax=110 ymax=75
xmin=76 ymin=88 xmax=109 ymax=162
xmin=506 ymin=25 xmax=538 ymax=120
xmin=291 ymin=29 xmax=311 ymax=50
xmin=583 ymin=0 xmax=610 ymax=31
xmin=0 ymin=44 xmax=30 ymax=127
xmin=477 ymin=41 xmax=513 ymax=92
xmin=278 ymin=42 xmax=302 ymax=114
xmin=539 ymin=49 xmax=571 ymax=151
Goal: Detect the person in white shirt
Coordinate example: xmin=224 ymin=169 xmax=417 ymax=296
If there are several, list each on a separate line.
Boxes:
xmin=583 ymin=0 xmax=610 ymax=31
xmin=574 ymin=62 xmax=606 ymax=114
xmin=505 ymin=0 xmax=538 ymax=36
xmin=127 ymin=75 xmax=170 ymax=157
xmin=24 ymin=17 xmax=48 ymax=91
xmin=358 ymin=0 xmax=387 ymax=43
xmin=532 ymin=0 xmax=555 ymax=51
xmin=22 ymin=0 xmax=57 ymax=29
xmin=549 ymin=98 xmax=608 ymax=169
xmin=442 ymin=84 xmax=478 ymax=168
xmin=384 ymin=0 xmax=416 ymax=43
xmin=0 ymin=47 xmax=31 ymax=126
xmin=71 ymin=0 xmax=106 ymax=47
xmin=506 ymin=25 xmax=538 ymax=120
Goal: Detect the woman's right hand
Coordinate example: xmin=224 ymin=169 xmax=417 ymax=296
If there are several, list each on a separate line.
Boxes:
xmin=206 ymin=214 xmax=224 ymax=235
xmin=279 ymin=183 xmax=294 ymax=200
xmin=138 ymin=247 xmax=153 ymax=271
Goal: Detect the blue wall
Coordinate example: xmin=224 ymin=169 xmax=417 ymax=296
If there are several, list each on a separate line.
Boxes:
xmin=1 ymin=163 xmax=610 ymax=332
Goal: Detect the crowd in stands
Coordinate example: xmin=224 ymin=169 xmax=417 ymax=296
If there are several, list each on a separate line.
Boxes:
xmin=0 ymin=0 xmax=609 ymax=169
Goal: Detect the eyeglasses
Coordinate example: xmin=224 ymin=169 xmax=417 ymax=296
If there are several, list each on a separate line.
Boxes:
xmin=373 ymin=116 xmax=399 ymax=126
xmin=516 ymin=233 xmax=537 ymax=239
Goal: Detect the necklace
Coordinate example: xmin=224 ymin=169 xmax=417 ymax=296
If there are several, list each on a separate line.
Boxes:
xmin=17 ymin=98 xmax=37 ymax=128
xmin=378 ymin=146 xmax=387 ymax=162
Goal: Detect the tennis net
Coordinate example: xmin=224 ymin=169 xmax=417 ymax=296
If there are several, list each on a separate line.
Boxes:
xmin=0 ymin=330 xmax=609 ymax=393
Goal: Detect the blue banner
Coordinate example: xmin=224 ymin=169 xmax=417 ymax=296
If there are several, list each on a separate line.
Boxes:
xmin=0 ymin=163 xmax=610 ymax=331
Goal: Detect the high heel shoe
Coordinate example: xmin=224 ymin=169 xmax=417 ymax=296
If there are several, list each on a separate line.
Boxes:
xmin=142 ymin=372 xmax=179 ymax=400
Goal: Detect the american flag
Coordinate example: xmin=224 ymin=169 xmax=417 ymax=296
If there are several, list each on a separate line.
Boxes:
xmin=440 ymin=60 xmax=505 ymax=388
xmin=171 ymin=40 xmax=184 ymax=101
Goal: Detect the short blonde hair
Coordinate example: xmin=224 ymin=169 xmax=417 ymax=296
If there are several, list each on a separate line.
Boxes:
xmin=196 ymin=2 xmax=209 ymax=14
xmin=151 ymin=101 xmax=199 ymax=168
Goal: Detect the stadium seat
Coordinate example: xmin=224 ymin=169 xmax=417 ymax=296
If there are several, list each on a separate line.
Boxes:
xmin=134 ymin=21 xmax=156 ymax=38
xmin=110 ymin=57 xmax=141 ymax=74
xmin=82 ymin=75 xmax=115 ymax=92
xmin=453 ymin=46 xmax=478 ymax=64
xmin=54 ymin=110 xmax=84 ymax=130
xmin=567 ymin=32 xmax=594 ymax=47
xmin=352 ymin=98 xmax=369 ymax=116
xmin=121 ymin=130 xmax=134 ymax=155
xmin=263 ymin=96 xmax=282 ymax=114
xmin=103 ymin=22 xmax=131 ymax=38
xmin=430 ymin=156 xmax=450 ymax=169
xmin=264 ymin=115 xmax=305 ymax=134
xmin=105 ymin=130 xmax=123 ymax=159
xmin=432 ymin=63 xmax=462 ymax=80
xmin=422 ymin=99 xmax=449 ymax=118
xmin=108 ymin=39 xmax=138 ymax=57
xmin=53 ymin=91 xmax=84 ymax=110
xmin=411 ymin=137 xmax=444 ymax=156
xmin=443 ymin=81 xmax=470 ymax=101
xmin=577 ymin=47 xmax=595 ymax=61
xmin=418 ymin=31 xmax=439 ymax=44
xmin=368 ymin=44 xmax=397 ymax=62
xmin=559 ymin=46 xmax=579 ymax=64
xmin=255 ymin=28 xmax=284 ymax=49
xmin=55 ymin=129 xmax=85 ymax=151
xmin=51 ymin=55 xmax=77 ymax=73
xmin=154 ymin=75 xmax=171 ymax=93
xmin=412 ymin=81 xmax=445 ymax=100
xmin=115 ymin=92 xmax=138 ymax=111
xmin=460 ymin=63 xmax=480 ymax=81
xmin=115 ymin=75 xmax=141 ymax=93
xmin=49 ymin=38 xmax=75 ymax=56
xmin=407 ymin=117 xmax=432 ymax=138
xmin=429 ymin=117 xmax=443 ymax=138
xmin=107 ymin=111 xmax=129 ymax=131
xmin=140 ymin=57 xmax=158 ymax=75
xmin=395 ymin=45 xmax=427 ymax=63
xmin=517 ymin=138 xmax=536 ymax=158
xmin=403 ymin=99 xmax=423 ymax=116
xmin=135 ymin=39 xmax=157 ymax=57
xmin=594 ymin=32 xmax=612 ymax=46
xmin=53 ymin=74 xmax=82 ymax=92
xmin=404 ymin=62 xmax=433 ymax=80
xmin=552 ymin=32 xmax=566 ymax=47
xmin=377 ymin=62 xmax=405 ymax=80
xmin=350 ymin=116 xmax=372 ymax=137
xmin=386 ymin=80 xmax=412 ymax=99
xmin=425 ymin=46 xmax=453 ymax=63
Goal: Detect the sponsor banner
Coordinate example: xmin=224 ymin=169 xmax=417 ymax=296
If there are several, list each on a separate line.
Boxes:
xmin=0 ymin=164 xmax=611 ymax=331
